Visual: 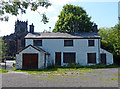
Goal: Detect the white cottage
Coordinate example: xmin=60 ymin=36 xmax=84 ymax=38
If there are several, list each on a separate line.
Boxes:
xmin=16 ymin=24 xmax=113 ymax=69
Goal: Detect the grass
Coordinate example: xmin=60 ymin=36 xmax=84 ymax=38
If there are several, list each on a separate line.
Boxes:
xmin=111 ymin=78 xmax=118 ymax=80
xmin=14 ymin=67 xmax=93 ymax=75
xmin=104 ymin=81 xmax=112 ymax=83
xmin=0 ymin=68 xmax=8 ymax=73
xmin=12 ymin=64 xmax=119 ymax=75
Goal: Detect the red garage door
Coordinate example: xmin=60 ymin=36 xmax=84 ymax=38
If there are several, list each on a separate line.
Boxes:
xmin=22 ymin=53 xmax=38 ymax=69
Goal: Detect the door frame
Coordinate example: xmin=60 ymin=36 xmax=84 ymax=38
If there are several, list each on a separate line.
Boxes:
xmin=55 ymin=52 xmax=61 ymax=66
xmin=22 ymin=53 xmax=38 ymax=69
xmin=100 ymin=53 xmax=106 ymax=64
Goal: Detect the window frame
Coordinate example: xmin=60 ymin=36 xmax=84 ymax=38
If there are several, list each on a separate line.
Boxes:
xmin=33 ymin=40 xmax=42 ymax=46
xmin=63 ymin=52 xmax=76 ymax=63
xmin=64 ymin=40 xmax=73 ymax=47
xmin=88 ymin=40 xmax=95 ymax=47
xmin=87 ymin=53 xmax=96 ymax=64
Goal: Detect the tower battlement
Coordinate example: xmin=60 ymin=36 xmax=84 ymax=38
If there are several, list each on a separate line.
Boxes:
xmin=15 ymin=20 xmax=28 ymax=33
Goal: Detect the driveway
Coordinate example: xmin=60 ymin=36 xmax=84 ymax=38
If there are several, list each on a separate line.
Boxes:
xmin=2 ymin=68 xmax=119 ymax=87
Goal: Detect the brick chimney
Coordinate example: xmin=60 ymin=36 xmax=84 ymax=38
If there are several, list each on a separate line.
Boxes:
xmin=93 ymin=23 xmax=98 ymax=33
xmin=29 ymin=23 xmax=34 ymax=33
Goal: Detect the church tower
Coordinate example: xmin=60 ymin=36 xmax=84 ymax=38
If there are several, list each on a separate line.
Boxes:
xmin=14 ymin=20 xmax=28 ymax=52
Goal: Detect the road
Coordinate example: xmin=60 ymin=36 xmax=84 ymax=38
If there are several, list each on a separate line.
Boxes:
xmin=2 ymin=68 xmax=119 ymax=87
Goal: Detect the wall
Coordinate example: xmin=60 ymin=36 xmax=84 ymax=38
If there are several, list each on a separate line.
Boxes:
xmin=25 ymin=38 xmax=101 ymax=66
xmin=100 ymin=48 xmax=113 ymax=65
xmin=16 ymin=46 xmax=45 ymax=69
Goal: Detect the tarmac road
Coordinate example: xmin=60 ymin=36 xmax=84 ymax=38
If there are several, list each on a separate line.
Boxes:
xmin=2 ymin=68 xmax=119 ymax=87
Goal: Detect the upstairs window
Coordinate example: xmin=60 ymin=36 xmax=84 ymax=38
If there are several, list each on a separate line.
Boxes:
xmin=64 ymin=40 xmax=73 ymax=46
xmin=88 ymin=40 xmax=94 ymax=46
xmin=33 ymin=40 xmax=42 ymax=46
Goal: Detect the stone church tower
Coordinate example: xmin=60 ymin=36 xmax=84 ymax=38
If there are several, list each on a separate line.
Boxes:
xmin=14 ymin=20 xmax=28 ymax=51
xmin=3 ymin=20 xmax=28 ymax=56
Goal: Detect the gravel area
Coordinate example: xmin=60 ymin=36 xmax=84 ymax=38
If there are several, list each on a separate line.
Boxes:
xmin=2 ymin=68 xmax=119 ymax=87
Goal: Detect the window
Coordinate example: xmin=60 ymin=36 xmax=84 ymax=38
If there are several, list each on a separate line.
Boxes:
xmin=87 ymin=53 xmax=96 ymax=63
xmin=33 ymin=40 xmax=42 ymax=46
xmin=63 ymin=52 xmax=75 ymax=63
xmin=88 ymin=40 xmax=94 ymax=46
xmin=64 ymin=40 xmax=73 ymax=46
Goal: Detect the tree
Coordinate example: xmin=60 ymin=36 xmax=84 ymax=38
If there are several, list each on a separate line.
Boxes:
xmin=98 ymin=24 xmax=120 ymax=55
xmin=53 ymin=4 xmax=93 ymax=32
xmin=0 ymin=37 xmax=7 ymax=59
xmin=0 ymin=0 xmax=51 ymax=24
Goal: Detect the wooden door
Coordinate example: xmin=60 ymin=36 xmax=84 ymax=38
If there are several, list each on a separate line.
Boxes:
xmin=100 ymin=54 xmax=106 ymax=64
xmin=23 ymin=53 xmax=38 ymax=69
xmin=55 ymin=52 xmax=61 ymax=66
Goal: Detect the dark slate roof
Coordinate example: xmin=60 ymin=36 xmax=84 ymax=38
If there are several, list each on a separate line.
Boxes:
xmin=25 ymin=32 xmax=100 ymax=39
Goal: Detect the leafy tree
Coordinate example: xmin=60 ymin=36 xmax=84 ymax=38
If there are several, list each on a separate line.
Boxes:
xmin=0 ymin=37 xmax=7 ymax=59
xmin=0 ymin=0 xmax=51 ymax=24
xmin=53 ymin=4 xmax=93 ymax=32
xmin=98 ymin=24 xmax=120 ymax=55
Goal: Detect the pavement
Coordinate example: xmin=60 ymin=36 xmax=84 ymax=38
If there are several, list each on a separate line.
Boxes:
xmin=1 ymin=68 xmax=119 ymax=87
xmin=0 ymin=61 xmax=119 ymax=87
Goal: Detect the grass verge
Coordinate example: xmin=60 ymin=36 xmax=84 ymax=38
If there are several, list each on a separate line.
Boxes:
xmin=0 ymin=68 xmax=8 ymax=73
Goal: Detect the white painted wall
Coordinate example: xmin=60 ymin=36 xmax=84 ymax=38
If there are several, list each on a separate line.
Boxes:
xmin=16 ymin=46 xmax=45 ymax=69
xmin=100 ymin=48 xmax=113 ymax=65
xmin=25 ymin=38 xmax=102 ymax=66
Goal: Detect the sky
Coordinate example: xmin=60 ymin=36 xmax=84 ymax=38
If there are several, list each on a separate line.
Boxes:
xmin=0 ymin=0 xmax=119 ymax=36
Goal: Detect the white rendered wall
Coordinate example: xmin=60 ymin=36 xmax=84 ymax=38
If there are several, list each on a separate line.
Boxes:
xmin=25 ymin=38 xmax=100 ymax=66
xmin=16 ymin=46 xmax=45 ymax=69
xmin=100 ymin=48 xmax=113 ymax=65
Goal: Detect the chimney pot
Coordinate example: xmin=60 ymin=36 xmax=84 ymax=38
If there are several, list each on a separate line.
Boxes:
xmin=93 ymin=23 xmax=98 ymax=33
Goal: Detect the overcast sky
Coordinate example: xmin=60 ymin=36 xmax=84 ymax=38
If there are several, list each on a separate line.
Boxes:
xmin=0 ymin=0 xmax=119 ymax=36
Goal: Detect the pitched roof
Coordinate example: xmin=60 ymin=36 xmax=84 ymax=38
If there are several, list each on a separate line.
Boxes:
xmin=25 ymin=32 xmax=100 ymax=39
xmin=16 ymin=45 xmax=50 ymax=55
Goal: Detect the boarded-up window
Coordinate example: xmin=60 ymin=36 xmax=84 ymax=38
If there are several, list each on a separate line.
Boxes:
xmin=88 ymin=40 xmax=94 ymax=46
xmin=63 ymin=52 xmax=75 ymax=63
xmin=64 ymin=40 xmax=73 ymax=46
xmin=33 ymin=40 xmax=42 ymax=46
xmin=87 ymin=53 xmax=96 ymax=63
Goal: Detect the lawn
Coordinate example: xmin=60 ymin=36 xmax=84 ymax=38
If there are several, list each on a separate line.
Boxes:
xmin=13 ymin=64 xmax=120 ymax=75
xmin=0 ymin=67 xmax=8 ymax=73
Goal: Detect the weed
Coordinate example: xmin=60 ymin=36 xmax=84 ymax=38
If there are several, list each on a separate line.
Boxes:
xmin=104 ymin=81 xmax=112 ymax=83
xmin=111 ymin=78 xmax=118 ymax=80
xmin=41 ymin=78 xmax=44 ymax=80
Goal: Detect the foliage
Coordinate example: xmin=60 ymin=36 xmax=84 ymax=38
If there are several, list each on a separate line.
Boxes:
xmin=0 ymin=37 xmax=7 ymax=59
xmin=98 ymin=24 xmax=120 ymax=55
xmin=0 ymin=0 xmax=51 ymax=24
xmin=53 ymin=4 xmax=93 ymax=32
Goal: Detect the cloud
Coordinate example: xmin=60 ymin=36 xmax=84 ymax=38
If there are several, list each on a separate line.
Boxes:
xmin=51 ymin=16 xmax=59 ymax=22
xmin=0 ymin=15 xmax=17 ymax=36
xmin=37 ymin=6 xmax=56 ymax=14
